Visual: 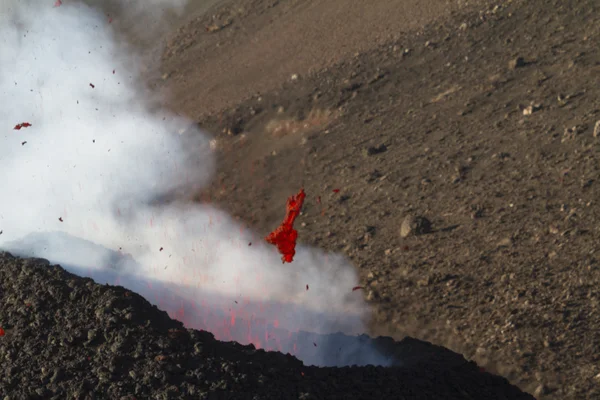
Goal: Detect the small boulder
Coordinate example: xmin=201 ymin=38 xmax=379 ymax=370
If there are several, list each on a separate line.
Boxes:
xmin=508 ymin=57 xmax=526 ymax=69
xmin=400 ymin=215 xmax=432 ymax=237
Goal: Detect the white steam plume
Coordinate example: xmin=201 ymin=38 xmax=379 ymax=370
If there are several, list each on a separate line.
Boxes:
xmin=0 ymin=1 xmax=388 ymax=366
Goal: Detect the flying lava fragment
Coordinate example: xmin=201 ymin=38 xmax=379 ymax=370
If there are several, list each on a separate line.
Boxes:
xmin=265 ymin=188 xmax=306 ymax=263
xmin=14 ymin=122 xmax=32 ymax=130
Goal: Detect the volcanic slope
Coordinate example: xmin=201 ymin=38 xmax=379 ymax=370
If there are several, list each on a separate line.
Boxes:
xmin=155 ymin=0 xmax=600 ymax=398
xmin=0 ymin=253 xmax=533 ymax=399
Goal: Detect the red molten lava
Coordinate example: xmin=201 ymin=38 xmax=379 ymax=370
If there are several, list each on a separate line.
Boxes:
xmin=14 ymin=122 xmax=32 ymax=130
xmin=154 ymin=289 xmax=284 ymax=351
xmin=140 ymin=282 xmax=365 ymax=364
xmin=265 ymin=188 xmax=306 ymax=263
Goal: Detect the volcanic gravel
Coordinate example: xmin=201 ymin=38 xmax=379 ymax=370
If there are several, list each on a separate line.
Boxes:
xmin=162 ymin=0 xmax=600 ymax=397
xmin=0 ymin=252 xmax=533 ymax=399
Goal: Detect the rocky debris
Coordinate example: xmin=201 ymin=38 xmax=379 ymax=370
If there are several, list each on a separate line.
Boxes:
xmin=562 ymin=125 xmax=587 ymax=142
xmin=535 ymin=384 xmax=550 ymax=397
xmin=161 ymin=0 xmax=600 ymax=398
xmin=0 ymin=253 xmax=534 ymax=399
xmin=593 ymin=120 xmax=600 ymax=138
xmin=205 ymin=19 xmax=233 ymax=33
xmin=400 ymin=215 xmax=432 ymax=238
xmin=496 ymin=237 xmax=513 ymax=249
xmin=522 ymin=104 xmax=542 ymax=115
xmin=225 ymin=118 xmax=245 ymax=136
xmin=363 ymin=144 xmax=388 ymax=157
xmin=508 ymin=57 xmax=526 ymax=69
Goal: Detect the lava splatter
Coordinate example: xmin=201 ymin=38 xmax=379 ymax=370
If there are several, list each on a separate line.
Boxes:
xmin=265 ymin=188 xmax=306 ymax=263
xmin=14 ymin=122 xmax=32 ymax=130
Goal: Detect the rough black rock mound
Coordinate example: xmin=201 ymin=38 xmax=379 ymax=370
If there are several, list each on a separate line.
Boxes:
xmin=0 ymin=252 xmax=534 ymax=399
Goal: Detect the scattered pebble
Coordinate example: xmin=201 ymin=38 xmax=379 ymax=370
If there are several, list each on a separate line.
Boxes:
xmin=417 ymin=276 xmax=432 ymax=287
xmin=562 ymin=125 xmax=586 ymax=142
xmin=522 ymin=104 xmax=542 ymax=115
xmin=534 ymin=384 xmax=549 ymax=397
xmin=400 ymin=215 xmax=432 ymax=238
xmin=496 ymin=237 xmax=513 ymax=248
xmin=363 ymin=144 xmax=388 ymax=157
xmin=508 ymin=57 xmax=526 ymax=69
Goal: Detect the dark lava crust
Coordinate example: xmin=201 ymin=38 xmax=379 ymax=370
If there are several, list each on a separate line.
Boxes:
xmin=0 ymin=252 xmax=533 ymax=399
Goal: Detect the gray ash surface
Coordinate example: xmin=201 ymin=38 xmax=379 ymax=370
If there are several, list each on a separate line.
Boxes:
xmin=0 ymin=252 xmax=533 ymax=399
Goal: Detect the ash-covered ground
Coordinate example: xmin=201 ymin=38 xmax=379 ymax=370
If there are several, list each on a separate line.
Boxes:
xmin=0 ymin=252 xmax=533 ymax=399
xmin=3 ymin=0 xmax=598 ymax=397
xmin=167 ymin=0 xmax=600 ymax=398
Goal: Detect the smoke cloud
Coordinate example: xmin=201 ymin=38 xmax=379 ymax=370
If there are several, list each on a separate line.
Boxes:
xmin=0 ymin=1 xmax=390 ymax=366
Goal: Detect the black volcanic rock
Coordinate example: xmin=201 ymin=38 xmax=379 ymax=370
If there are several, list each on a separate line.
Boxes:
xmin=0 ymin=252 xmax=534 ymax=399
